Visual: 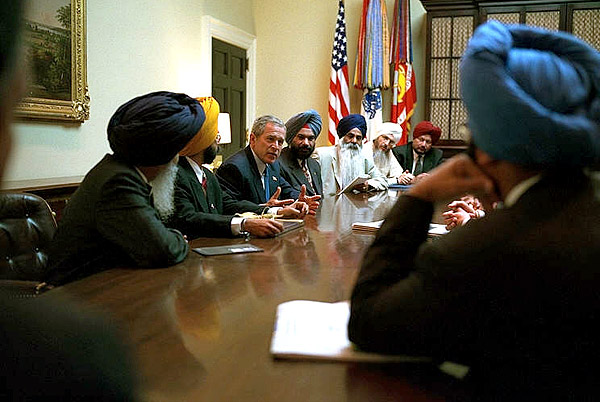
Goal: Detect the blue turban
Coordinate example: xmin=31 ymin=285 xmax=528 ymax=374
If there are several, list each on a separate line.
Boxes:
xmin=460 ymin=21 xmax=600 ymax=167
xmin=285 ymin=109 xmax=322 ymax=144
xmin=108 ymin=91 xmax=205 ymax=166
xmin=337 ymin=114 xmax=367 ymax=139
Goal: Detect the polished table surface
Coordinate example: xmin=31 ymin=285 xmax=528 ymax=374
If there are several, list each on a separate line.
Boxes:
xmin=44 ymin=191 xmax=468 ymax=401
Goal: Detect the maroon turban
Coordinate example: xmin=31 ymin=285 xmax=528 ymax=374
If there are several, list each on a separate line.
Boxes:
xmin=413 ymin=121 xmax=441 ymax=144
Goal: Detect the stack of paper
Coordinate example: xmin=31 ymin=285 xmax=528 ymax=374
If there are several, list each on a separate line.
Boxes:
xmin=351 ymin=221 xmax=450 ymax=236
xmin=270 ymin=300 xmax=430 ymax=363
xmin=351 ymin=220 xmax=384 ymax=233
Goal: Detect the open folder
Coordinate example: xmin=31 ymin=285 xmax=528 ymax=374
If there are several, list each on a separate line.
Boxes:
xmin=337 ymin=175 xmax=370 ymax=195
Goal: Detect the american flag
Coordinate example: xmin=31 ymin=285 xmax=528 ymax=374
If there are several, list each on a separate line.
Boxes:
xmin=328 ymin=0 xmax=350 ymax=145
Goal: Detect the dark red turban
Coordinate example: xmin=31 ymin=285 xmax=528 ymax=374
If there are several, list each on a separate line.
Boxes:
xmin=413 ymin=121 xmax=441 ymax=144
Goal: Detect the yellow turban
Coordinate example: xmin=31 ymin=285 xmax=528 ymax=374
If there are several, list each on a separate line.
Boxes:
xmin=179 ymin=96 xmax=220 ymax=156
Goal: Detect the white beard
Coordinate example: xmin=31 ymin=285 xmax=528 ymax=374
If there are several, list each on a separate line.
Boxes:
xmin=338 ymin=142 xmax=364 ymax=188
xmin=151 ymin=160 xmax=178 ymax=221
xmin=372 ymin=148 xmax=390 ymax=175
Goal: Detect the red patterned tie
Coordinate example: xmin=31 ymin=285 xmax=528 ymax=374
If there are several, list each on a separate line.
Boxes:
xmin=302 ymin=160 xmax=314 ymax=192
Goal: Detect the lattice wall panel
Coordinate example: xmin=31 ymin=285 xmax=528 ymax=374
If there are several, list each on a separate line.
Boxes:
xmin=525 ymin=11 xmax=560 ymax=30
xmin=451 ymin=60 xmax=461 ymax=98
xmin=572 ymin=9 xmax=600 ymax=50
xmin=452 ymin=16 xmax=474 ymax=57
xmin=450 ymin=101 xmax=469 ymax=140
xmin=430 ymin=59 xmax=451 ymax=98
xmin=431 ymin=17 xmax=452 ymax=57
xmin=487 ymin=13 xmax=520 ymax=25
xmin=430 ymin=101 xmax=450 ymax=140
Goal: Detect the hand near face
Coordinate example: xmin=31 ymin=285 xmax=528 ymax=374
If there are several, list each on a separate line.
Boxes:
xmin=297 ymin=184 xmax=321 ymax=215
xmin=408 ymin=154 xmax=496 ymax=203
xmin=243 ymin=218 xmax=284 ymax=237
xmin=264 ymin=186 xmax=294 ymax=207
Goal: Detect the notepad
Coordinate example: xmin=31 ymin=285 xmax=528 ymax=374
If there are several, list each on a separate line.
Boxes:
xmin=270 ymin=300 xmax=470 ymax=379
xmin=273 ymin=219 xmax=304 ymax=237
xmin=270 ymin=300 xmax=431 ymax=363
xmin=192 ymin=244 xmax=263 ymax=256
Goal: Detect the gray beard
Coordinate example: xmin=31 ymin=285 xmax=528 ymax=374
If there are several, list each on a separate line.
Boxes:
xmin=338 ymin=142 xmax=364 ymax=188
xmin=372 ymin=148 xmax=390 ymax=174
xmin=151 ymin=161 xmax=178 ymax=221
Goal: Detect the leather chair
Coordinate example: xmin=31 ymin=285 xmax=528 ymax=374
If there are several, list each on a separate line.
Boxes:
xmin=0 ymin=192 xmax=57 ymax=296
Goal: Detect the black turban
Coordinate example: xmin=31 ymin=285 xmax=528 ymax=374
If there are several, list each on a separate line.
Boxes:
xmin=337 ymin=114 xmax=367 ymax=138
xmin=285 ymin=109 xmax=322 ymax=144
xmin=107 ymin=91 xmax=205 ymax=166
xmin=461 ymin=21 xmax=600 ymax=167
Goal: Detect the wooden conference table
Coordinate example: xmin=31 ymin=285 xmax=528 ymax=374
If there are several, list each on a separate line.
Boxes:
xmin=44 ymin=191 xmax=469 ymax=401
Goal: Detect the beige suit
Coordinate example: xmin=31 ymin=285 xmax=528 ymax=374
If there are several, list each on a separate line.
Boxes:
xmin=313 ymin=145 xmax=387 ymax=196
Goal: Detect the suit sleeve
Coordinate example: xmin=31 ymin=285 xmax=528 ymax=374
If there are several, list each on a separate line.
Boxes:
xmin=95 ymin=173 xmax=189 ymax=267
xmin=348 ymin=195 xmax=484 ymax=361
xmin=216 ymin=162 xmax=246 ymax=202
xmin=277 ymin=172 xmax=300 ymax=199
xmin=170 ymin=173 xmax=235 ymax=239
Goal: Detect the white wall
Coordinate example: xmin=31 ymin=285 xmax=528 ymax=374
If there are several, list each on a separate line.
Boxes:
xmin=5 ymin=0 xmax=211 ymax=183
xmin=5 ymin=0 xmax=425 ymax=182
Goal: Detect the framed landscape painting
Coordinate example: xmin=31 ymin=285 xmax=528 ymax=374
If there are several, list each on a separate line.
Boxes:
xmin=15 ymin=0 xmax=89 ymax=122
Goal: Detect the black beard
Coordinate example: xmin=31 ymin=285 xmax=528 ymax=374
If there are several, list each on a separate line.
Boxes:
xmin=203 ymin=144 xmax=219 ymax=164
xmin=291 ymin=144 xmax=314 ymax=160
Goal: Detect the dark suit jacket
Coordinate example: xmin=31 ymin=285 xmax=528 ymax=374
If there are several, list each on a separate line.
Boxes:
xmin=45 ymin=154 xmax=189 ymax=285
xmin=216 ymin=146 xmax=299 ymax=204
xmin=349 ymin=171 xmax=600 ymax=395
xmin=392 ymin=142 xmax=443 ymax=173
xmin=278 ymin=147 xmax=323 ymax=196
xmin=170 ymin=157 xmax=264 ymax=239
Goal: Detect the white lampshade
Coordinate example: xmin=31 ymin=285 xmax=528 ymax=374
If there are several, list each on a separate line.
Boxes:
xmin=218 ymin=113 xmax=232 ymax=144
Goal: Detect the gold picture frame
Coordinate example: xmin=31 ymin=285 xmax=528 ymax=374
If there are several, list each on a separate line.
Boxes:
xmin=15 ymin=0 xmax=89 ymax=122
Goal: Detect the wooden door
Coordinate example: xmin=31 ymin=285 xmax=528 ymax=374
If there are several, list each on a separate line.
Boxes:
xmin=212 ymin=38 xmax=247 ymax=161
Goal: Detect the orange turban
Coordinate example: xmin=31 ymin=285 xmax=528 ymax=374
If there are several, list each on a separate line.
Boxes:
xmin=179 ymin=97 xmax=220 ymax=156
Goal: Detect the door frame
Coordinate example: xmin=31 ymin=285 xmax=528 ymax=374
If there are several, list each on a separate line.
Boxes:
xmin=201 ymin=16 xmax=256 ymax=146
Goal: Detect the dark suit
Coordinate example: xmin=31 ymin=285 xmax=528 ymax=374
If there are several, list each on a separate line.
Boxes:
xmin=45 ymin=154 xmax=189 ymax=286
xmin=216 ymin=146 xmax=299 ymax=204
xmin=392 ymin=142 xmax=443 ymax=174
xmin=349 ymin=171 xmax=600 ymax=396
xmin=170 ymin=157 xmax=264 ymax=239
xmin=278 ymin=147 xmax=323 ymax=196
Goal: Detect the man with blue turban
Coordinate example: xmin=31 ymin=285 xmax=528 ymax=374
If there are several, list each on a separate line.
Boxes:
xmin=314 ymin=114 xmax=387 ymax=195
xmin=45 ymin=91 xmax=204 ymax=285
xmin=279 ymin=109 xmax=324 ymax=196
xmin=349 ymin=22 xmax=600 ymax=398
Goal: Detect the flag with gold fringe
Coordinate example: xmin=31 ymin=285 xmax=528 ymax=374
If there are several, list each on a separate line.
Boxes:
xmin=354 ymin=0 xmax=390 ymax=142
xmin=390 ymin=0 xmax=416 ymax=145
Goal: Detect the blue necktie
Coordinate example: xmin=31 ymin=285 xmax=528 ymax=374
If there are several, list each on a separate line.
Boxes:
xmin=264 ymin=165 xmax=270 ymax=201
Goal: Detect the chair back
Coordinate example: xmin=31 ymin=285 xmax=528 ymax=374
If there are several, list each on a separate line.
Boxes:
xmin=0 ymin=192 xmax=57 ymax=281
